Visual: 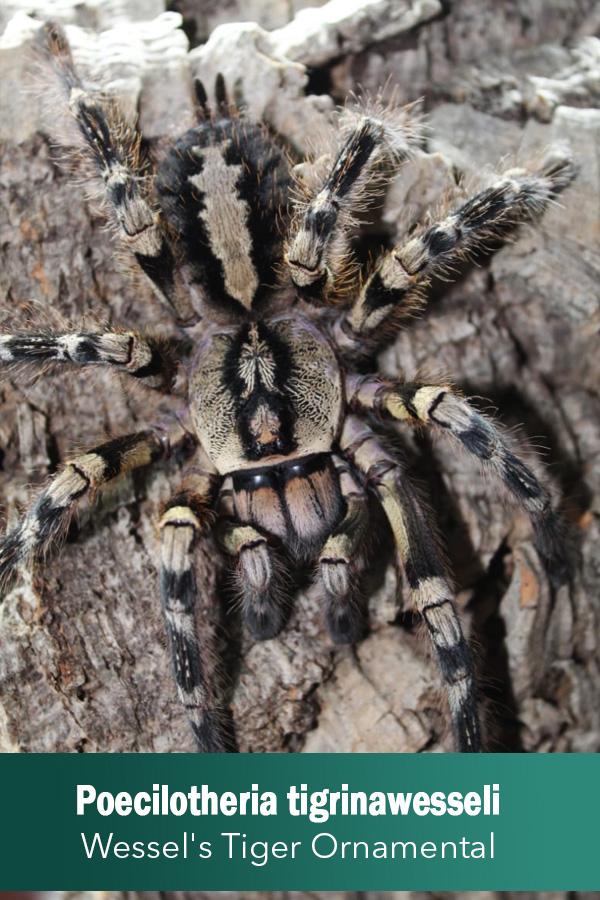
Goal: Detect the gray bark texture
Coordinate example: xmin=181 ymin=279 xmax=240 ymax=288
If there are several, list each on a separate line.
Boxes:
xmin=50 ymin=890 xmax=600 ymax=900
xmin=1 ymin=0 xmax=600 ymax=755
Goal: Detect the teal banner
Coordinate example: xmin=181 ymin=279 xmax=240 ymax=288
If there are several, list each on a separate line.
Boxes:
xmin=0 ymin=754 xmax=597 ymax=889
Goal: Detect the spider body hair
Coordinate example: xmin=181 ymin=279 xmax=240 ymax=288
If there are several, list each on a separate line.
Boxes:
xmin=0 ymin=22 xmax=576 ymax=752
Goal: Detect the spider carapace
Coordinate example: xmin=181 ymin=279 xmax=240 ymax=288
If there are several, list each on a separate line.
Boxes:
xmin=0 ymin=22 xmax=575 ymax=753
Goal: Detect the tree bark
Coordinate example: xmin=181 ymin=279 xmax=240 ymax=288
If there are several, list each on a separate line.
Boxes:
xmin=51 ymin=889 xmax=600 ymax=900
xmin=1 ymin=0 xmax=599 ymax=754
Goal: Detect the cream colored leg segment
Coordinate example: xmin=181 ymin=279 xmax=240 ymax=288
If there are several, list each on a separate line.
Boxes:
xmin=0 ymin=329 xmax=175 ymax=392
xmin=0 ymin=421 xmax=190 ymax=587
xmin=347 ymin=375 xmax=568 ymax=581
xmin=335 ymin=150 xmax=575 ymax=351
xmin=315 ymin=455 xmax=370 ymax=643
xmin=159 ymin=467 xmax=224 ymax=752
xmin=341 ymin=414 xmax=482 ymax=752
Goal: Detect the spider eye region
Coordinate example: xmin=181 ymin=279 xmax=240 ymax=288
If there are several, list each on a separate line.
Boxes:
xmin=248 ymin=402 xmax=284 ymax=452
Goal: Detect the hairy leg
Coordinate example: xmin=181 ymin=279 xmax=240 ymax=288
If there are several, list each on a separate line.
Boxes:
xmin=159 ymin=468 xmax=224 ymax=752
xmin=285 ymin=100 xmax=421 ymax=303
xmin=43 ymin=22 xmax=195 ymax=324
xmin=0 ymin=417 xmax=192 ymax=587
xmin=347 ymin=375 xmax=569 ymax=581
xmin=0 ymin=328 xmax=175 ymax=391
xmin=315 ymin=456 xmax=370 ymax=643
xmin=335 ymin=151 xmax=576 ymax=351
xmin=341 ymin=415 xmax=482 ymax=752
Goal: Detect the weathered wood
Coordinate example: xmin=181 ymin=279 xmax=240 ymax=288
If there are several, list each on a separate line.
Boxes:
xmin=50 ymin=889 xmax=600 ymax=900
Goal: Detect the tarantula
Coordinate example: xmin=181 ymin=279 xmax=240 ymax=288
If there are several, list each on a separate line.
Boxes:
xmin=0 ymin=22 xmax=574 ymax=753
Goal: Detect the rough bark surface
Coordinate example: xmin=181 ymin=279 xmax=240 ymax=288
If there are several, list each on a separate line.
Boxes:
xmin=1 ymin=0 xmax=599 ymax=755
xmin=52 ymin=890 xmax=600 ymax=900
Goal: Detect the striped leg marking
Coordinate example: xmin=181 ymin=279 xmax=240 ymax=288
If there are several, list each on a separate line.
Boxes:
xmin=159 ymin=473 xmax=224 ymax=752
xmin=316 ymin=456 xmax=369 ymax=643
xmin=337 ymin=150 xmax=576 ymax=346
xmin=43 ymin=22 xmax=195 ymax=324
xmin=348 ymin=376 xmax=569 ymax=581
xmin=341 ymin=415 xmax=482 ymax=752
xmin=0 ymin=422 xmax=190 ymax=589
xmin=0 ymin=329 xmax=175 ymax=391
xmin=217 ymin=484 xmax=288 ymax=640
xmin=286 ymin=103 xmax=420 ymax=303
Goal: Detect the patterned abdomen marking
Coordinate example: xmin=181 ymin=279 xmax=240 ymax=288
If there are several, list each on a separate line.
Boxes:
xmin=155 ymin=118 xmax=291 ymax=312
xmin=188 ymin=145 xmax=259 ymax=308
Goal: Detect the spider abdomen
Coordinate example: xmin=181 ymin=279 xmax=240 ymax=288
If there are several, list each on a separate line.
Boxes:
xmin=155 ymin=117 xmax=291 ymax=313
xmin=189 ymin=316 xmax=344 ymax=474
xmin=229 ymin=454 xmax=345 ymax=558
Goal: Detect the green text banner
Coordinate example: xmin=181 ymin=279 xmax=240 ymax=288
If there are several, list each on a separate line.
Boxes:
xmin=0 ymin=753 xmax=597 ymax=889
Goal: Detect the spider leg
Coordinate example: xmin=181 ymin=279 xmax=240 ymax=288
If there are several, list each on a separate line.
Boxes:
xmin=0 ymin=417 xmax=192 ymax=588
xmin=285 ymin=106 xmax=420 ymax=303
xmin=0 ymin=328 xmax=175 ymax=391
xmin=341 ymin=414 xmax=482 ymax=752
xmin=216 ymin=480 xmax=289 ymax=640
xmin=336 ymin=151 xmax=576 ymax=351
xmin=159 ymin=468 xmax=226 ymax=752
xmin=348 ymin=375 xmax=569 ymax=582
xmin=43 ymin=22 xmax=196 ymax=325
xmin=315 ymin=455 xmax=370 ymax=643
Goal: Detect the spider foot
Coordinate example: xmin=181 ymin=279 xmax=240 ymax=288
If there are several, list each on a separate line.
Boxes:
xmin=238 ymin=540 xmax=289 ymax=640
xmin=319 ymin=557 xmax=366 ymax=644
